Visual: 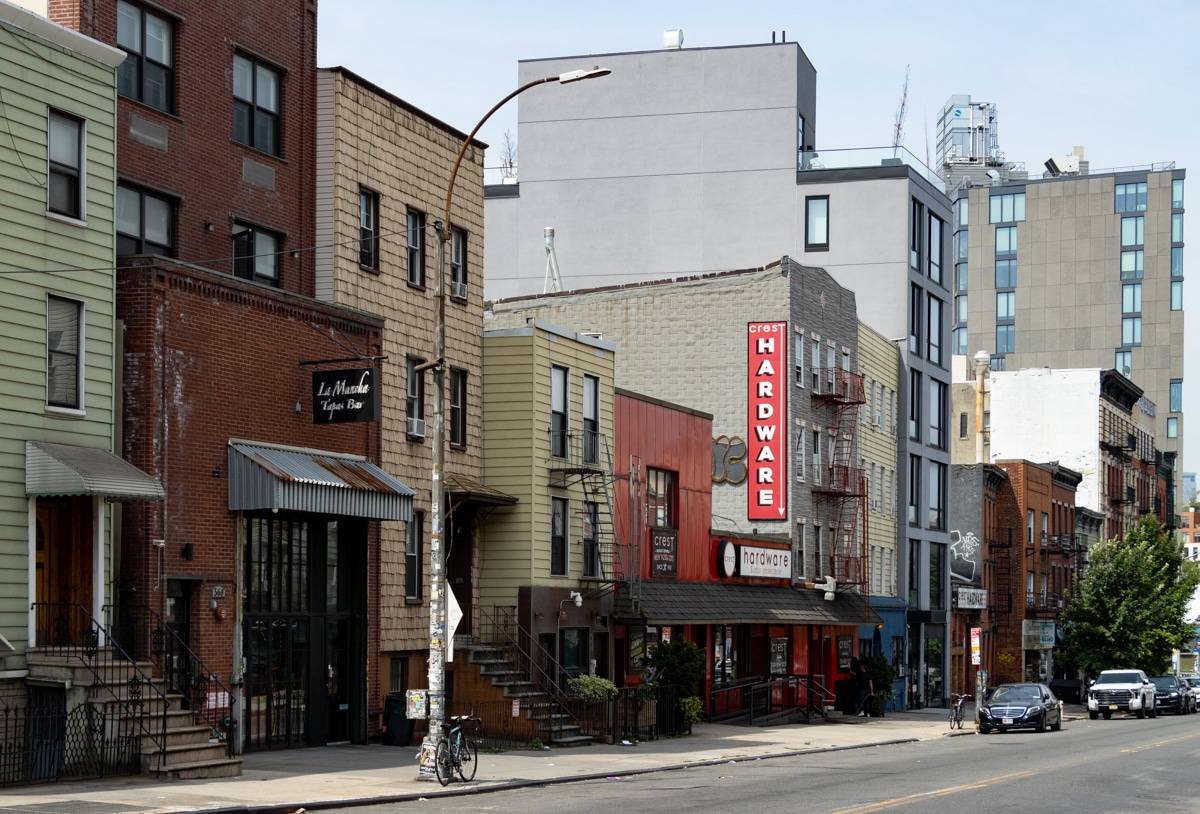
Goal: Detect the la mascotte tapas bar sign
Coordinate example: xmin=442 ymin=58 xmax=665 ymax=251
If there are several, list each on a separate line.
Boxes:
xmin=312 ymin=368 xmax=379 ymax=424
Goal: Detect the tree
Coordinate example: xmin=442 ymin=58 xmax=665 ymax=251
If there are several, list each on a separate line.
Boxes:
xmin=1060 ymin=517 xmax=1199 ymax=676
xmin=643 ymin=638 xmax=705 ymax=695
xmin=499 ymin=129 xmax=517 ymax=178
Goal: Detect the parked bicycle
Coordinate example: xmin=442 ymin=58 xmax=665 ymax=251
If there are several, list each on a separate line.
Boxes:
xmin=435 ymin=714 xmax=480 ymax=786
xmin=949 ymin=693 xmax=969 ymax=729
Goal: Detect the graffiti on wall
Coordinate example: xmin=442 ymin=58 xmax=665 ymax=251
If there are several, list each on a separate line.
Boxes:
xmin=949 ymin=529 xmax=982 ymax=586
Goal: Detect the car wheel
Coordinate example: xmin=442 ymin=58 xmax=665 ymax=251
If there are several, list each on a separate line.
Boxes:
xmin=1136 ymin=705 xmax=1146 ymax=719
xmin=1148 ymin=704 xmax=1157 ymax=719
xmin=1035 ymin=713 xmax=1047 ymax=733
xmin=979 ymin=725 xmax=991 ymax=734
xmin=1050 ymin=715 xmax=1062 ymax=732
xmin=1089 ymin=710 xmax=1099 ymax=720
xmin=1102 ymin=711 xmax=1112 ymax=720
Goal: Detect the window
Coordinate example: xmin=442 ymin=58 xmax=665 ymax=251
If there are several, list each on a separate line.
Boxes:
xmin=1041 ymin=512 xmax=1048 ymax=545
xmin=954 ymin=327 xmax=968 ymax=355
xmin=46 ymin=296 xmax=82 ymax=409
xmin=116 ymin=183 xmax=172 ymax=256
xmin=407 ymin=210 xmax=426 ymax=286
xmin=910 ymin=199 xmax=924 ymax=269
xmin=551 ymin=365 xmax=568 ymax=458
xmin=1115 ymin=350 xmax=1133 ymax=378
xmin=47 ymin=111 xmax=83 ymax=219
xmin=996 ymin=324 xmax=1015 ymax=354
xmin=908 ymin=455 xmax=920 ymax=525
xmin=116 ymin=1 xmax=173 ymax=112
xmin=995 ymin=226 xmax=1017 ymax=256
xmin=1026 ymin=509 xmax=1035 ymax=543
xmin=1173 ymin=178 xmax=1185 ymax=210
xmin=928 ymin=462 xmax=946 ymax=530
xmin=406 ymin=357 xmax=425 ymax=426
xmin=955 ymin=196 xmax=969 ymax=229
xmin=908 ymin=542 xmax=919 ymax=605
xmin=795 ymin=427 xmax=806 ymax=481
xmin=449 ymin=369 xmax=467 ymax=447
xmin=1172 ymin=280 xmax=1184 ymax=311
xmin=812 ymin=429 xmax=822 ymax=484
xmin=232 ymin=223 xmax=279 ymax=285
xmin=1115 ymin=182 xmax=1147 ymax=213
xmin=995 ymin=258 xmax=1017 ymax=288
xmin=583 ymin=502 xmax=600 ymax=578
xmin=1172 ymin=247 xmax=1183 ymax=277
xmin=956 ymin=260 xmax=968 ymax=291
xmin=927 ymin=295 xmax=943 ymax=365
xmin=1170 ymin=380 xmax=1183 ymax=413
xmin=233 ymin=54 xmax=280 ymax=155
xmin=551 ymin=497 xmax=569 ymax=576
xmin=955 ymin=295 xmax=968 ymax=323
xmin=450 ymin=227 xmax=467 ymax=298
xmin=929 ymin=380 xmax=946 ymax=450
xmin=996 ymin=291 xmax=1015 ymax=320
xmin=810 ymin=337 xmax=820 ymax=391
xmin=359 ymin=188 xmax=379 ymax=269
xmin=805 ymin=196 xmax=829 ymax=249
xmin=989 ymin=192 xmax=1026 ymax=223
xmin=909 ymin=369 xmax=922 ymax=441
xmin=928 ymin=215 xmax=943 ymax=285
xmin=1168 ymin=417 xmax=1179 ymax=438
xmin=1121 ymin=216 xmax=1144 ymax=247
xmin=647 ymin=468 xmax=677 ymax=528
xmin=795 ymin=335 xmax=805 ymax=387
xmin=959 ymin=412 xmax=968 ymax=440
xmin=583 ymin=374 xmax=599 ymax=464
xmin=1122 ymin=283 xmax=1142 ymax=315
xmin=955 ymin=230 xmax=968 ymax=263
xmin=405 ymin=513 xmax=423 ymax=600
xmin=930 ymin=543 xmax=946 ymax=609
xmin=1121 ymin=250 xmax=1144 ymax=280
xmin=1121 ymin=317 xmax=1142 ymax=346
xmin=909 ymin=284 xmax=922 ymax=355
xmin=1173 ymin=213 xmax=1184 ymax=243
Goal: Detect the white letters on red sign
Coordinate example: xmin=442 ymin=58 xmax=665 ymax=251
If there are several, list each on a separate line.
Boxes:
xmin=747 ymin=321 xmax=787 ymax=520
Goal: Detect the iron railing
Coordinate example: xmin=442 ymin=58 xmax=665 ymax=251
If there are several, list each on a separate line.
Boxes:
xmin=710 ymin=674 xmax=828 ymax=725
xmin=444 ymin=698 xmax=538 ymax=751
xmin=111 ymin=604 xmax=237 ymax=758
xmin=30 ymin=603 xmax=170 ymax=772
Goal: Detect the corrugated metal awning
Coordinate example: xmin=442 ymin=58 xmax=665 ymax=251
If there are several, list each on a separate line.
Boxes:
xmin=228 ymin=440 xmax=413 ymax=521
xmin=26 ymin=440 xmax=164 ymax=501
xmin=445 ymin=474 xmax=517 ymax=506
xmin=615 ymin=581 xmax=881 ymax=626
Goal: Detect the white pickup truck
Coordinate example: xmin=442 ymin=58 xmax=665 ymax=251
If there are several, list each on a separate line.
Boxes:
xmin=1086 ymin=669 xmax=1157 ymax=720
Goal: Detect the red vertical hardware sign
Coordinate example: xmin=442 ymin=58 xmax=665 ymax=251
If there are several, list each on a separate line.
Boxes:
xmin=747 ymin=321 xmax=787 ymax=520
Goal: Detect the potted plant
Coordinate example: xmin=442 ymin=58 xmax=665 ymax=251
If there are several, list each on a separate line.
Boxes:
xmin=567 ymin=674 xmax=617 ymax=741
xmin=862 ymin=653 xmax=899 ymax=717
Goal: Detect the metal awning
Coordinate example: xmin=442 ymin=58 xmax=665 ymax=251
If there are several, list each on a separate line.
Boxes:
xmin=25 ymin=440 xmax=164 ymax=501
xmin=445 ymin=474 xmax=517 ymax=507
xmin=615 ymin=581 xmax=882 ymax=627
xmin=228 ymin=440 xmax=414 ymax=521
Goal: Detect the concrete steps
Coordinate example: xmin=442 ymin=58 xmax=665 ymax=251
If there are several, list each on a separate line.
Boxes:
xmin=469 ymin=644 xmax=593 ymax=748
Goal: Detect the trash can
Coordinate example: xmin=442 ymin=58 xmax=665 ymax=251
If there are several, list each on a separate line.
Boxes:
xmin=382 ymin=692 xmax=414 ymax=746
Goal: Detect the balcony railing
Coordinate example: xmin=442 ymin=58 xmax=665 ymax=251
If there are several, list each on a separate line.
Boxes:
xmin=798 ymin=146 xmax=943 ymax=189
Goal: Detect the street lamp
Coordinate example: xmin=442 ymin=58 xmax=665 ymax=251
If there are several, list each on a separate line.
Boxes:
xmin=417 ymin=66 xmax=611 ymax=780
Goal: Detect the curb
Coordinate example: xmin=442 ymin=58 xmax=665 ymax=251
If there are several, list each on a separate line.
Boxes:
xmin=181 ymin=737 xmax=923 ymax=814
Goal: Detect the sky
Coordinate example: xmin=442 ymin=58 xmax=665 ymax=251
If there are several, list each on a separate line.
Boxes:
xmin=318 ymin=0 xmax=1200 ymax=480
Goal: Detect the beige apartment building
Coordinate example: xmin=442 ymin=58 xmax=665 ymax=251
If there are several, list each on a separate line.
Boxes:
xmin=315 ymin=67 xmax=494 ymax=706
xmin=952 ymin=167 xmax=1185 ymax=513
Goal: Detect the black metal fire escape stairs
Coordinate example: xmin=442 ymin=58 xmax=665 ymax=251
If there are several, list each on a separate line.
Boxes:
xmin=547 ymin=430 xmax=624 ymax=587
xmin=810 ymin=366 xmax=868 ymax=595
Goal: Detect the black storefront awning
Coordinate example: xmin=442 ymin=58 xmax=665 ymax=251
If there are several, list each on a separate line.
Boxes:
xmin=616 ymin=580 xmax=882 ymax=627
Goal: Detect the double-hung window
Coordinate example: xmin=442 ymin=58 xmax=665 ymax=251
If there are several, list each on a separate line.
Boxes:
xmin=805 ymin=196 xmax=829 ymax=250
xmin=232 ymin=222 xmax=280 ymax=285
xmin=406 ymin=358 xmax=425 ymax=437
xmin=116 ymin=1 xmax=173 ymax=112
xmin=359 ymin=188 xmax=379 ymax=269
xmin=46 ymin=296 xmax=82 ymax=409
xmin=407 ymin=210 xmax=425 ymax=286
xmin=647 ymin=468 xmax=677 ymax=529
xmin=583 ymin=502 xmax=600 ymax=578
xmin=405 ymin=513 xmax=423 ymax=600
xmin=450 ymin=227 xmax=467 ymax=298
xmin=551 ymin=366 xmax=569 ymax=458
xmin=47 ymin=110 xmax=83 ymax=219
xmin=551 ymin=497 xmax=569 ymax=576
xmin=233 ymin=54 xmax=280 ymax=155
xmin=582 ymin=374 xmax=599 ymax=464
xmin=116 ymin=183 xmax=173 ymax=256
xmin=449 ymin=369 xmax=466 ymax=447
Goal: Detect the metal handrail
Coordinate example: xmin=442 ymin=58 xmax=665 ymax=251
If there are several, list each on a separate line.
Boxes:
xmin=475 ymin=604 xmax=581 ymax=743
xmin=31 ymin=602 xmax=170 ymax=766
xmin=111 ymin=604 xmax=237 ymax=758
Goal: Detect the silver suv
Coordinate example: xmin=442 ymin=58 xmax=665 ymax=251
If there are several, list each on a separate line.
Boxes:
xmin=1087 ymin=669 xmax=1157 ymax=720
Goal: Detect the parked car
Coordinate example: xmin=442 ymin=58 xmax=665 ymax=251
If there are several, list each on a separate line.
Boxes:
xmin=977 ymin=683 xmax=1062 ymax=734
xmin=1086 ymin=669 xmax=1157 ymax=720
xmin=1150 ymin=675 xmax=1194 ymax=715
xmin=1181 ymin=675 xmax=1200 ymax=707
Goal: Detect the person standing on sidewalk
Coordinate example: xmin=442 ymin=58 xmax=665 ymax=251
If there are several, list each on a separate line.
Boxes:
xmin=855 ymin=663 xmax=874 ymax=717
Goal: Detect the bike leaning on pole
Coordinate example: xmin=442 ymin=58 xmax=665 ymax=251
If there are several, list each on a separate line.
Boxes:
xmin=435 ymin=714 xmax=480 ymax=786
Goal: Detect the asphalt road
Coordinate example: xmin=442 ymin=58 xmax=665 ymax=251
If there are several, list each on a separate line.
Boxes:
xmin=323 ymin=712 xmax=1200 ymax=813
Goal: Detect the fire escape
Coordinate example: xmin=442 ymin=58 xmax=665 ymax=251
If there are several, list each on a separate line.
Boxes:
xmin=810 ymin=365 xmax=868 ymax=592
xmin=547 ymin=429 xmax=623 ymax=584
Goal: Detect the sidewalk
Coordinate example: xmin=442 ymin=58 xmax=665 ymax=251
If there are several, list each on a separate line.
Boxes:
xmin=0 ymin=706 xmax=1070 ymax=814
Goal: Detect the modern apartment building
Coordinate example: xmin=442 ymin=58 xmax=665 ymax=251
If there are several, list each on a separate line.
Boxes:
xmin=951 ymin=166 xmax=1185 ymax=511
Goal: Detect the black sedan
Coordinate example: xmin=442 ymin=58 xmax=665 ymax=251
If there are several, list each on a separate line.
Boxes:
xmin=977 ymin=683 xmax=1062 ymax=734
xmin=1150 ymin=675 xmax=1194 ymax=715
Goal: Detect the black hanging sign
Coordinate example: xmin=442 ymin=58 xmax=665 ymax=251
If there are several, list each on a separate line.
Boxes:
xmin=312 ymin=368 xmax=379 ymax=424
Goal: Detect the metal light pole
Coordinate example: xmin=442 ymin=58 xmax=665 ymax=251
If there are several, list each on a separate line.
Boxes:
xmin=417 ymin=66 xmax=610 ymax=780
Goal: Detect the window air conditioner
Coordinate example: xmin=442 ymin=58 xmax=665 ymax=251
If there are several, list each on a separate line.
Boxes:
xmin=451 ymin=281 xmax=468 ymax=299
xmin=407 ymin=417 xmax=427 ymax=438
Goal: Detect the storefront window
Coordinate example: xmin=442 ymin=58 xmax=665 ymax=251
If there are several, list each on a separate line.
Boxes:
xmin=713 ymin=624 xmax=739 ymax=684
xmin=924 ymin=626 xmax=944 ymax=708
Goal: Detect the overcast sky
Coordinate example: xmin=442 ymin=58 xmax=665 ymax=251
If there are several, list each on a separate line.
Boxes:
xmin=318 ymin=0 xmax=1200 ymax=479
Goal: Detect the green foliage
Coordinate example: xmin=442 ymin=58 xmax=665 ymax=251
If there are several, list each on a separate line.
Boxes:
xmin=528 ymin=736 xmax=543 ymax=750
xmin=567 ymin=674 xmax=618 ymax=700
xmin=644 ymin=638 xmax=706 ymax=695
xmin=862 ymin=653 xmax=898 ymax=699
xmin=1061 ymin=517 xmax=1200 ymax=676
xmin=678 ymin=695 xmax=704 ymax=726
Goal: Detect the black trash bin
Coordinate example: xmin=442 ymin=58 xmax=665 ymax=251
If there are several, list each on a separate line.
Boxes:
xmin=382 ymin=692 xmax=414 ymax=746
